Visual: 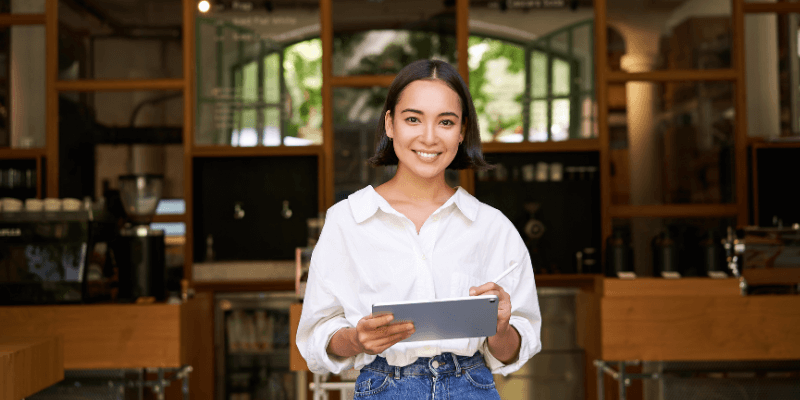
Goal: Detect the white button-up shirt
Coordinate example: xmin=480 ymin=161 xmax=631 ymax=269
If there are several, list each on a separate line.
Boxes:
xmin=296 ymin=186 xmax=542 ymax=376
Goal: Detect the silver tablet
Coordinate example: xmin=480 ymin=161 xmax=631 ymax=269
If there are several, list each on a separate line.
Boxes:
xmin=372 ymin=295 xmax=498 ymax=342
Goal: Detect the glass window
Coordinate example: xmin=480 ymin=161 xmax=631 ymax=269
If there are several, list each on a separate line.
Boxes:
xmin=4 ymin=26 xmax=46 ymax=149
xmin=332 ymin=0 xmax=456 ymax=76
xmin=0 ymin=0 xmax=45 ymax=13
xmin=61 ymin=90 xmax=183 ymax=201
xmin=607 ymin=0 xmax=732 ymax=72
xmin=58 ymin=0 xmax=182 ymax=80
xmin=468 ymin=37 xmax=525 ymax=142
xmin=469 ymin=1 xmax=595 ymax=143
xmin=745 ymin=13 xmax=800 ymax=138
xmin=608 ymin=81 xmax=736 ymax=206
xmin=196 ymin=2 xmax=322 ymax=147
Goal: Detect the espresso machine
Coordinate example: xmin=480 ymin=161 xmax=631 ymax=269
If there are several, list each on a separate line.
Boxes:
xmin=113 ymin=174 xmax=166 ymax=302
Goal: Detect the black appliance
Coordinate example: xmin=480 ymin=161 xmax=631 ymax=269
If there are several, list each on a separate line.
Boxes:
xmin=0 ymin=208 xmax=114 ymax=305
xmin=111 ymin=174 xmax=167 ymax=302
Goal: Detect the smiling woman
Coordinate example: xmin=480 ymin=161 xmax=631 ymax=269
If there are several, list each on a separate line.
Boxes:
xmin=297 ymin=59 xmax=543 ymax=400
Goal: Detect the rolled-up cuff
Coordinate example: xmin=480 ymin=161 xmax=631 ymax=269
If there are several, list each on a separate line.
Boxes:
xmin=306 ymin=319 xmax=355 ymax=374
xmin=482 ymin=316 xmax=541 ymax=376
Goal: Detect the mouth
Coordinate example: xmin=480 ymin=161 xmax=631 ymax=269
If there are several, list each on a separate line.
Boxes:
xmin=413 ymin=150 xmax=442 ymax=160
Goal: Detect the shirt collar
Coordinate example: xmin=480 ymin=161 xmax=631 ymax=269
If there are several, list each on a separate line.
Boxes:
xmin=348 ymin=185 xmax=479 ymax=223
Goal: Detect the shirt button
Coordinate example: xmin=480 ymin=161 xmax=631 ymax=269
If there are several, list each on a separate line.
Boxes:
xmin=421 ymin=254 xmax=426 ymax=260
xmin=432 ymin=361 xmax=440 ymax=368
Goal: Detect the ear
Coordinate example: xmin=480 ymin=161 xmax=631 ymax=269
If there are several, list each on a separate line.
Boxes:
xmin=460 ymin=117 xmax=467 ymax=143
xmin=384 ymin=110 xmax=394 ymax=139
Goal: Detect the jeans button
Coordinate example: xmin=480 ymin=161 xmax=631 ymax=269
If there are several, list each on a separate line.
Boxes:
xmin=431 ymin=361 xmax=439 ymax=368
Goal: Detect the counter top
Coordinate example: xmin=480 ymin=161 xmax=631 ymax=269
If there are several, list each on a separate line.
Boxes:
xmin=0 ymin=336 xmax=63 ymax=400
xmin=0 ymin=297 xmax=212 ymax=371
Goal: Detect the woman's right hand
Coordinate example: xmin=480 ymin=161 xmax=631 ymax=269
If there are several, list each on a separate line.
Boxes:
xmin=353 ymin=314 xmax=415 ymax=355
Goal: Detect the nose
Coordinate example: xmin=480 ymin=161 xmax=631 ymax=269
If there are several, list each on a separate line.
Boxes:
xmin=420 ymin=122 xmax=438 ymax=145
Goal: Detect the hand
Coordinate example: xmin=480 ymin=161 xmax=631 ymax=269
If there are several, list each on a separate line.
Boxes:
xmin=352 ymin=314 xmax=415 ymax=355
xmin=469 ymin=282 xmax=512 ymax=337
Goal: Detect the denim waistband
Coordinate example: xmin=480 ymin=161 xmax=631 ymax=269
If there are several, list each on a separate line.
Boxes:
xmin=361 ymin=352 xmax=485 ymax=378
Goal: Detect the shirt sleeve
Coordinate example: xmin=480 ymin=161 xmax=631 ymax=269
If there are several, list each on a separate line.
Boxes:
xmin=481 ymin=233 xmax=543 ymax=375
xmin=295 ymin=206 xmax=357 ymax=374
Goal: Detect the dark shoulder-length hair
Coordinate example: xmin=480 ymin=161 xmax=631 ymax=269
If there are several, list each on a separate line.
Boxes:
xmin=367 ymin=59 xmax=492 ymax=171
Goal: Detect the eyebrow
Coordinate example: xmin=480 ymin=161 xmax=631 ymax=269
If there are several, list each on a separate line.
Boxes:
xmin=400 ymin=108 xmax=460 ymax=119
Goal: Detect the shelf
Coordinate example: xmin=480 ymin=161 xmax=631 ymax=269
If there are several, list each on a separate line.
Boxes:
xmin=607 ymin=69 xmax=737 ymax=83
xmin=482 ymin=139 xmax=600 ymax=153
xmin=193 ymin=280 xmax=295 ymax=293
xmin=330 ymin=74 xmax=396 ymax=88
xmin=752 ymin=140 xmax=800 ymax=150
xmin=609 ymin=204 xmax=739 ymax=219
xmin=0 ymin=13 xmax=46 ymax=25
xmin=192 ymin=145 xmax=323 ymax=158
xmin=743 ymin=3 xmax=800 ymax=13
xmin=152 ymin=214 xmax=187 ymax=223
xmin=55 ymin=78 xmax=185 ymax=92
xmin=0 ymin=148 xmax=46 ymax=159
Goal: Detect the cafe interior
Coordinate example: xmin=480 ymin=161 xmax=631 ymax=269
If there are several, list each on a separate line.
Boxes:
xmin=0 ymin=0 xmax=799 ymax=399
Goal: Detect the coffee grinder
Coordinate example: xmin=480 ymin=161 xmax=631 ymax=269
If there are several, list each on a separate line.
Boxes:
xmin=113 ymin=174 xmax=166 ymax=302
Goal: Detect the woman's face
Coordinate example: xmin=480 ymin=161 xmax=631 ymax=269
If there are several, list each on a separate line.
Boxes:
xmin=385 ymin=79 xmax=464 ymax=181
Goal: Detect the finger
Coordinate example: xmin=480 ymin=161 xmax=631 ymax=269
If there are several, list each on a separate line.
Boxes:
xmin=364 ymin=313 xmax=395 ymax=329
xmin=469 ymin=282 xmax=500 ymax=296
xmin=370 ymin=322 xmax=413 ymax=339
xmin=374 ymin=325 xmax=416 ymax=348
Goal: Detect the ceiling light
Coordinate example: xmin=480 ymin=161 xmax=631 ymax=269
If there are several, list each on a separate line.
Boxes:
xmin=198 ymin=0 xmax=210 ymax=13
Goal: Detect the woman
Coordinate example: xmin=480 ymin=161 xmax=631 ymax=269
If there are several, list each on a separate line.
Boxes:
xmin=297 ymin=59 xmax=541 ymax=399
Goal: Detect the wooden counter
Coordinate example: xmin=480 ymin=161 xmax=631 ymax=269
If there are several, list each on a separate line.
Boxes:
xmin=0 ymin=294 xmax=213 ymax=398
xmin=577 ymin=277 xmax=800 ymax=400
xmin=0 ymin=336 xmax=63 ymax=400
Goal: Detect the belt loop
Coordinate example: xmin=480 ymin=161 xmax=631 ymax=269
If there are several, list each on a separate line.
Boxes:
xmin=451 ymin=353 xmax=461 ymax=377
xmin=394 ymin=366 xmax=401 ymax=380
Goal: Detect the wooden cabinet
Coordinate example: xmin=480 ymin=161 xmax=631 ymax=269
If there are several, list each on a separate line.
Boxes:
xmin=0 ymin=336 xmax=63 ymax=400
xmin=0 ymin=293 xmax=213 ymax=397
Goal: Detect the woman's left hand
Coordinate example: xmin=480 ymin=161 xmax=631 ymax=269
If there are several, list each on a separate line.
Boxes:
xmin=469 ymin=282 xmax=512 ymax=336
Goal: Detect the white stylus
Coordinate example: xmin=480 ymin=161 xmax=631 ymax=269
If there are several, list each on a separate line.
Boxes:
xmin=491 ymin=262 xmax=521 ymax=284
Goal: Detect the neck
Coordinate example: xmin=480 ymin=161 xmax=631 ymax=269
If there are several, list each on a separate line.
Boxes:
xmin=385 ymin=164 xmax=454 ymax=202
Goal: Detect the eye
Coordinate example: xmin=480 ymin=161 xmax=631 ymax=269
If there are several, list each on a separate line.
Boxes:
xmin=440 ymin=119 xmax=455 ymax=126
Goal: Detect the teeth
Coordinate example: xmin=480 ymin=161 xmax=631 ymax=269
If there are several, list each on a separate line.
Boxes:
xmin=415 ymin=151 xmax=439 ymax=158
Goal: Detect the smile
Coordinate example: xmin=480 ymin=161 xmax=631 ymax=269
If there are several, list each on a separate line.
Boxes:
xmin=414 ymin=150 xmax=442 ymax=159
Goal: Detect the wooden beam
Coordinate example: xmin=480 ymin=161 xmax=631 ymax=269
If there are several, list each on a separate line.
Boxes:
xmin=329 ymin=74 xmax=395 ymax=88
xmin=192 ymin=145 xmax=323 ymax=158
xmin=456 ymin=0 xmax=474 ymax=195
xmin=321 ymin=0 xmax=334 ymax=210
xmin=0 ymin=13 xmax=45 ymax=25
xmin=45 ymin=0 xmax=58 ymax=198
xmin=609 ymin=204 xmax=739 ymax=219
xmin=182 ymin=0 xmax=195 ymax=280
xmin=732 ymin=0 xmax=749 ymax=228
xmin=593 ymin=1 xmax=610 ymax=399
xmin=742 ymin=3 xmax=800 ymax=14
xmin=482 ymin=138 xmax=600 ymax=153
xmin=607 ymin=69 xmax=737 ymax=82
xmin=55 ymin=78 xmax=185 ymax=92
xmin=596 ymin=0 xmax=611 ymax=277
xmin=601 ymin=295 xmax=800 ymax=361
xmin=0 ymin=148 xmax=46 ymax=159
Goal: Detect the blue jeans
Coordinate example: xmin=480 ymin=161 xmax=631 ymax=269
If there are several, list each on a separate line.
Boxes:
xmin=354 ymin=352 xmax=501 ymax=399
